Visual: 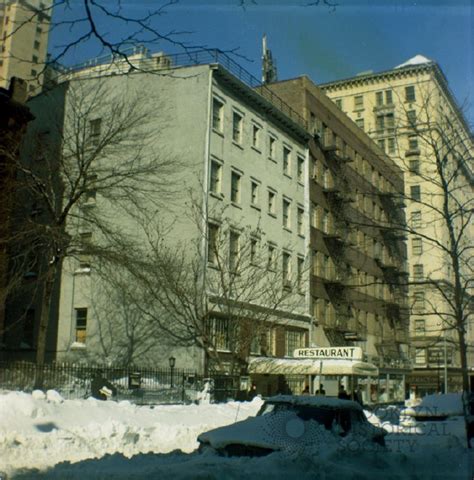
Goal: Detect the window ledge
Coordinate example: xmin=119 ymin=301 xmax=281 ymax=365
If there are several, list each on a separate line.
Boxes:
xmin=251 ymin=145 xmax=262 ymax=154
xmin=231 ymin=202 xmax=242 ymax=209
xmin=283 ymin=172 xmax=292 ymax=180
xmin=250 ymin=204 xmax=261 ymax=211
xmin=74 ymin=268 xmax=91 ymax=275
xmin=232 ymin=141 xmax=243 ymax=150
xmin=212 ymin=129 xmax=224 ymax=138
xmin=70 ymin=342 xmax=86 ymax=350
xmin=268 ymin=212 xmax=277 ymax=219
xmin=297 ymin=180 xmax=304 ymax=187
xmin=268 ymin=156 xmax=277 ymax=163
xmin=210 ymin=191 xmax=224 ymax=200
xmin=283 ymin=227 xmax=292 ymax=233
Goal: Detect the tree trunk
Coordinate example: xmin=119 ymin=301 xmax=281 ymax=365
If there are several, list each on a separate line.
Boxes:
xmin=34 ymin=262 xmax=57 ymax=387
xmin=457 ymin=326 xmax=469 ymax=393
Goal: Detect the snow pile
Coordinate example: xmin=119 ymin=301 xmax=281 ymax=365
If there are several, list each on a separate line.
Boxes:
xmin=404 ymin=392 xmax=464 ymax=417
xmin=395 ymin=54 xmax=432 ymax=69
xmin=0 ymin=390 xmax=262 ymax=476
xmin=1 ymin=391 xmax=472 ymax=479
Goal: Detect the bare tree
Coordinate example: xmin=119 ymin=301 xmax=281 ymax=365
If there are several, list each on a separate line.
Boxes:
xmin=5 ymin=78 xmax=177 ymax=370
xmin=361 ymin=84 xmax=473 ymax=393
xmin=128 ymin=200 xmax=308 ymax=376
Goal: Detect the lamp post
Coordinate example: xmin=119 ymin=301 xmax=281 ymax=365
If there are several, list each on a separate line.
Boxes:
xmin=169 ymin=356 xmax=176 ymax=388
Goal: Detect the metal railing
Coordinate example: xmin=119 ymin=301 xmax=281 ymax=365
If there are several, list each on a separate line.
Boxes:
xmin=58 ymin=48 xmax=308 ymax=131
xmin=0 ymin=361 xmax=240 ymax=405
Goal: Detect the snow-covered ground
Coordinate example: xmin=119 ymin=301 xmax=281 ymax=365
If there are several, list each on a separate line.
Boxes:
xmin=0 ymin=390 xmax=472 ymax=479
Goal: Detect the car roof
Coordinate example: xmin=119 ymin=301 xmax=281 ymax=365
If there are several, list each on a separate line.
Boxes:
xmin=264 ymin=395 xmax=363 ymax=410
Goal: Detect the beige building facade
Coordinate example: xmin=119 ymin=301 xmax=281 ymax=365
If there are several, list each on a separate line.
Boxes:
xmin=321 ymin=56 xmax=474 ymax=394
xmin=268 ymin=76 xmax=410 ymax=403
xmin=0 ymin=0 xmax=51 ymax=93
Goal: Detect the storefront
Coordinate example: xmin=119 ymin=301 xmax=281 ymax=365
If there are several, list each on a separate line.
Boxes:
xmin=248 ymin=346 xmax=380 ymax=403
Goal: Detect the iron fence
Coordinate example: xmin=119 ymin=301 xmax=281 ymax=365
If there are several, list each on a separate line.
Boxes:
xmin=0 ymin=361 xmax=240 ymax=405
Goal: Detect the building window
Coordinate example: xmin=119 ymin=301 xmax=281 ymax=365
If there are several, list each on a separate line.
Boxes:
xmin=34 ymin=40 xmax=40 ymax=50
xmin=250 ymin=180 xmax=259 ymax=206
xmin=208 ymin=316 xmax=230 ymax=351
xmin=230 ymin=171 xmax=241 ymax=204
xmin=414 ymin=319 xmax=425 ymax=336
xmin=412 ymin=237 xmax=423 ymax=255
xmin=297 ymin=207 xmax=304 ymax=236
xmin=212 ymin=98 xmax=224 ymax=133
xmin=282 ymin=252 xmax=291 ymax=288
xmin=36 ymin=26 xmax=42 ymax=35
xmin=250 ymin=237 xmax=258 ymax=265
xmin=409 ymin=158 xmax=420 ymax=174
xmin=268 ymin=135 xmax=276 ymax=160
xmin=386 ymin=112 xmax=395 ymax=131
xmin=268 ymin=243 xmax=276 ymax=271
xmin=210 ymin=160 xmax=222 ymax=194
xmin=252 ymin=124 xmax=261 ymax=150
xmin=89 ymin=118 xmax=101 ymax=146
xmin=387 ymin=137 xmax=395 ymax=154
xmin=415 ymin=347 xmax=426 ymax=364
xmin=377 ymin=139 xmax=385 ymax=152
xmin=385 ymin=90 xmax=393 ymax=104
xmin=322 ymin=210 xmax=329 ymax=233
xmin=411 ymin=210 xmax=422 ymax=228
xmin=282 ymin=198 xmax=291 ymax=229
xmin=75 ymin=308 xmax=88 ymax=344
xmin=354 ymin=95 xmax=363 ymax=109
xmin=410 ymin=185 xmax=421 ymax=202
xmin=335 ymin=98 xmax=343 ymax=109
xmin=407 ymin=110 xmax=416 ymax=127
xmin=229 ymin=231 xmax=240 ymax=272
xmin=376 ymin=114 xmax=384 ymax=132
xmin=283 ymin=146 xmax=291 ymax=176
xmin=78 ymin=232 xmax=92 ymax=269
xmin=297 ymin=256 xmax=304 ymax=292
xmin=268 ymin=189 xmax=276 ymax=215
xmin=297 ymin=156 xmax=305 ymax=183
xmin=32 ymin=55 xmax=38 ymax=63
xmin=413 ymin=291 xmax=425 ymax=310
xmin=355 ymin=118 xmax=364 ymax=131
xmin=413 ymin=264 xmax=424 ymax=281
xmin=31 ymin=69 xmax=37 ymax=77
xmin=408 ymin=135 xmax=418 ymax=151
xmin=285 ymin=330 xmax=305 ymax=356
xmin=405 ymin=85 xmax=416 ymax=102
xmin=207 ymin=223 xmax=219 ymax=265
xmin=375 ymin=91 xmax=383 ymax=106
xmin=232 ymin=112 xmax=243 ymax=144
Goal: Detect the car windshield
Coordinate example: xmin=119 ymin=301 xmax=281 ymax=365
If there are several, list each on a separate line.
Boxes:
xmin=257 ymin=402 xmax=354 ymax=433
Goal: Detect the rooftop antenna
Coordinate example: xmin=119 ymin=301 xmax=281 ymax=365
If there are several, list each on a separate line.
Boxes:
xmin=262 ymin=34 xmax=278 ymax=84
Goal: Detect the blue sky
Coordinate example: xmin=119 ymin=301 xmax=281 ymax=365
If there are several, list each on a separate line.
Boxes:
xmin=50 ymin=0 xmax=473 ymax=122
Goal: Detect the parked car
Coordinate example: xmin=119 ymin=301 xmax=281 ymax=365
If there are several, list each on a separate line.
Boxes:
xmin=393 ymin=392 xmax=473 ymax=450
xmin=197 ymin=395 xmax=386 ymax=456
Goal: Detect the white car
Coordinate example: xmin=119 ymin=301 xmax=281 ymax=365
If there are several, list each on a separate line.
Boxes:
xmin=198 ymin=395 xmax=386 ymax=456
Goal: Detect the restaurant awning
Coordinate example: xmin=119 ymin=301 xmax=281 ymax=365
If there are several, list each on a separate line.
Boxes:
xmin=248 ymin=357 xmax=379 ymax=376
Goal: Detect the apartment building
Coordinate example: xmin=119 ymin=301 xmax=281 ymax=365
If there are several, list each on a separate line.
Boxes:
xmin=17 ymin=51 xmax=312 ymax=388
xmin=321 ymin=56 xmax=474 ymax=394
xmin=0 ymin=0 xmax=51 ymax=93
xmin=267 ymin=76 xmax=410 ymax=402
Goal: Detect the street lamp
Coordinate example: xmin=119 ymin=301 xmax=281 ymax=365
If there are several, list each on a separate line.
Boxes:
xmin=169 ymin=356 xmax=176 ymax=388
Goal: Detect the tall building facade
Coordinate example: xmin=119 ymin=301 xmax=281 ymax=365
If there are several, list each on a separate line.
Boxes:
xmin=0 ymin=0 xmax=52 ymax=93
xmin=321 ymin=56 xmax=474 ymax=394
xmin=268 ymin=76 xmax=410 ymax=402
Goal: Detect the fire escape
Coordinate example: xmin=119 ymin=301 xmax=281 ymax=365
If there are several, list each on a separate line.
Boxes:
xmin=375 ymin=190 xmax=411 ymax=367
xmin=318 ymin=130 xmax=364 ymax=344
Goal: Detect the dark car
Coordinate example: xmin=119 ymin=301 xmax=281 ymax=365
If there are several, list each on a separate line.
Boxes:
xmin=198 ymin=395 xmax=386 ymax=457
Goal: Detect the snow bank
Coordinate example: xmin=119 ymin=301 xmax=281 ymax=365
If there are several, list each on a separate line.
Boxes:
xmin=0 ymin=390 xmax=262 ymax=476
